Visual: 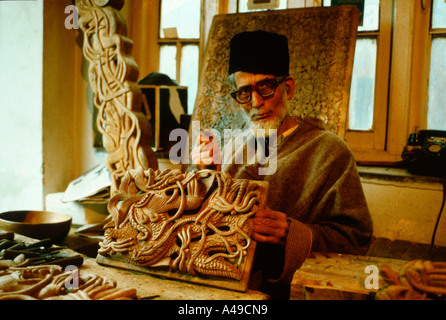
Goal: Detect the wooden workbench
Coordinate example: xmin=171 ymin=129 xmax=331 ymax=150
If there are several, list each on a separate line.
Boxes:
xmin=65 ymin=232 xmax=413 ymax=300
xmin=10 ymin=230 xmax=437 ymax=300
xmin=68 ymin=236 xmax=411 ymax=300
xmin=80 ymin=255 xmax=269 ymax=300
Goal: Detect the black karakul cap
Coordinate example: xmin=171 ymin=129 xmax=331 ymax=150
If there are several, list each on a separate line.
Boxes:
xmin=228 ymin=30 xmax=290 ymax=77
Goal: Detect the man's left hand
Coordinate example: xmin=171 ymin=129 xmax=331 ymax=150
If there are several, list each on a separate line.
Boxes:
xmin=252 ymin=207 xmax=289 ymax=246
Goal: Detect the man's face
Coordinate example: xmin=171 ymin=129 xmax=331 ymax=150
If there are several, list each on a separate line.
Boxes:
xmin=233 ymin=72 xmax=294 ymax=135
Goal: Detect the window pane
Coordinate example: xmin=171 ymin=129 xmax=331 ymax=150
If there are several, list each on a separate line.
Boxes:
xmin=359 ymin=0 xmax=379 ymax=31
xmin=159 ymin=45 xmax=177 ymax=81
xmin=432 ymin=0 xmax=446 ymax=29
xmin=288 ymin=0 xmax=306 ymax=8
xmin=348 ymin=38 xmax=377 ymax=131
xmin=427 ymin=37 xmax=446 ymax=130
xmin=323 ymin=0 xmax=380 ymax=31
xmin=160 ymin=0 xmax=200 ymax=38
xmin=180 ymin=45 xmax=199 ymax=114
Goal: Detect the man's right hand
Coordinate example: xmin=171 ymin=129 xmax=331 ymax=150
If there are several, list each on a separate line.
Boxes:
xmin=191 ymin=130 xmax=222 ymax=171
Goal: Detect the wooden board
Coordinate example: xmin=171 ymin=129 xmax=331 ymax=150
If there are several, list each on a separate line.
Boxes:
xmin=291 ymin=252 xmax=409 ymax=300
xmin=96 ymin=241 xmax=257 ymax=293
xmin=366 ymin=237 xmax=446 ymax=261
xmin=97 ymin=173 xmax=268 ymax=294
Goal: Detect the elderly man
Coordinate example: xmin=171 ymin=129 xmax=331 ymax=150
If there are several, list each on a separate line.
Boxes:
xmin=191 ymin=30 xmax=372 ymax=299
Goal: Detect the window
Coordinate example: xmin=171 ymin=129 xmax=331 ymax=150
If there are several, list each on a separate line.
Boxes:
xmin=158 ymin=0 xmax=201 ymax=114
xmin=427 ymin=0 xmax=446 ymax=130
xmin=323 ymin=0 xmax=393 ymax=162
xmin=343 ymin=0 xmax=380 ymax=131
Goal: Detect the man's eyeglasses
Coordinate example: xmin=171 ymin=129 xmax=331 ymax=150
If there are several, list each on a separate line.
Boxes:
xmin=230 ymin=76 xmax=286 ymax=104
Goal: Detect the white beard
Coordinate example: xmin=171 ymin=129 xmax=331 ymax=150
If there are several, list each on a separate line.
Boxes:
xmin=249 ymin=96 xmax=289 ymax=138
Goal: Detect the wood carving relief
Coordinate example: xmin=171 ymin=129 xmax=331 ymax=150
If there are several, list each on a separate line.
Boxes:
xmin=0 ymin=265 xmax=139 ymax=300
xmin=97 ymin=168 xmax=267 ymax=291
xmin=191 ymin=6 xmax=359 ymax=142
xmin=377 ymin=260 xmax=446 ymax=300
xmin=75 ymin=0 xmax=158 ymax=195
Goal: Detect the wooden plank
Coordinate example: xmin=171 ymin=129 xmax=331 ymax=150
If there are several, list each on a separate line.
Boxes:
xmin=366 ymin=238 xmax=446 ymax=261
xmin=386 ymin=239 xmax=412 ymax=259
xmin=291 ymin=252 xmax=408 ymax=300
xmin=96 ymin=240 xmax=257 ymax=293
xmin=303 ymin=286 xmax=371 ymax=300
xmin=366 ymin=237 xmax=393 ymax=258
xmin=400 ymin=242 xmax=434 ymax=261
xmin=431 ymin=246 xmax=446 ymax=262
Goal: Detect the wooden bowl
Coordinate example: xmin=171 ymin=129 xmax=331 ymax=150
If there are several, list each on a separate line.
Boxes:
xmin=0 ymin=210 xmax=72 ymax=243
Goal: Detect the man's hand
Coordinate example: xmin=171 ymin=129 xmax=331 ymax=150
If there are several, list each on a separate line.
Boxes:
xmin=252 ymin=207 xmax=289 ymax=246
xmin=191 ymin=130 xmax=222 ymax=170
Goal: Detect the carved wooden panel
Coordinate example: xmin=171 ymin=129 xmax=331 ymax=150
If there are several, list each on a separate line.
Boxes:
xmin=191 ymin=6 xmax=359 ymax=140
xmin=75 ymin=0 xmax=158 ymax=195
xmin=96 ymin=168 xmax=268 ymax=292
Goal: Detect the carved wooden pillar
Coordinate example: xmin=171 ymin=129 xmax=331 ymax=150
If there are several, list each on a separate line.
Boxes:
xmin=75 ymin=0 xmax=158 ymax=195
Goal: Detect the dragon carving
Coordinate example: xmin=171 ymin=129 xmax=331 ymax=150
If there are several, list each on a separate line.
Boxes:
xmin=98 ymin=168 xmax=267 ymax=281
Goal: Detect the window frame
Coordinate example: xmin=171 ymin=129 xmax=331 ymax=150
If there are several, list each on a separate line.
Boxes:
xmin=158 ymin=38 xmax=201 ymax=84
xmin=342 ymin=0 xmax=396 ymax=164
xmin=425 ymin=0 xmax=446 ymax=130
xmin=406 ymin=0 xmax=445 ymax=154
xmin=348 ymin=0 xmax=423 ymax=165
xmin=344 ymin=0 xmax=392 ymax=160
xmin=351 ymin=0 xmax=446 ymax=165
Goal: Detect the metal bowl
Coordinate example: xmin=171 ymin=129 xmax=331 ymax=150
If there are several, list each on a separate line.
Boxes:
xmin=0 ymin=210 xmax=72 ymax=243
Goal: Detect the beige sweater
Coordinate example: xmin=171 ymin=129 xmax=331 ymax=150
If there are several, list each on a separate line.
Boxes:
xmin=222 ymin=117 xmax=373 ymax=289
